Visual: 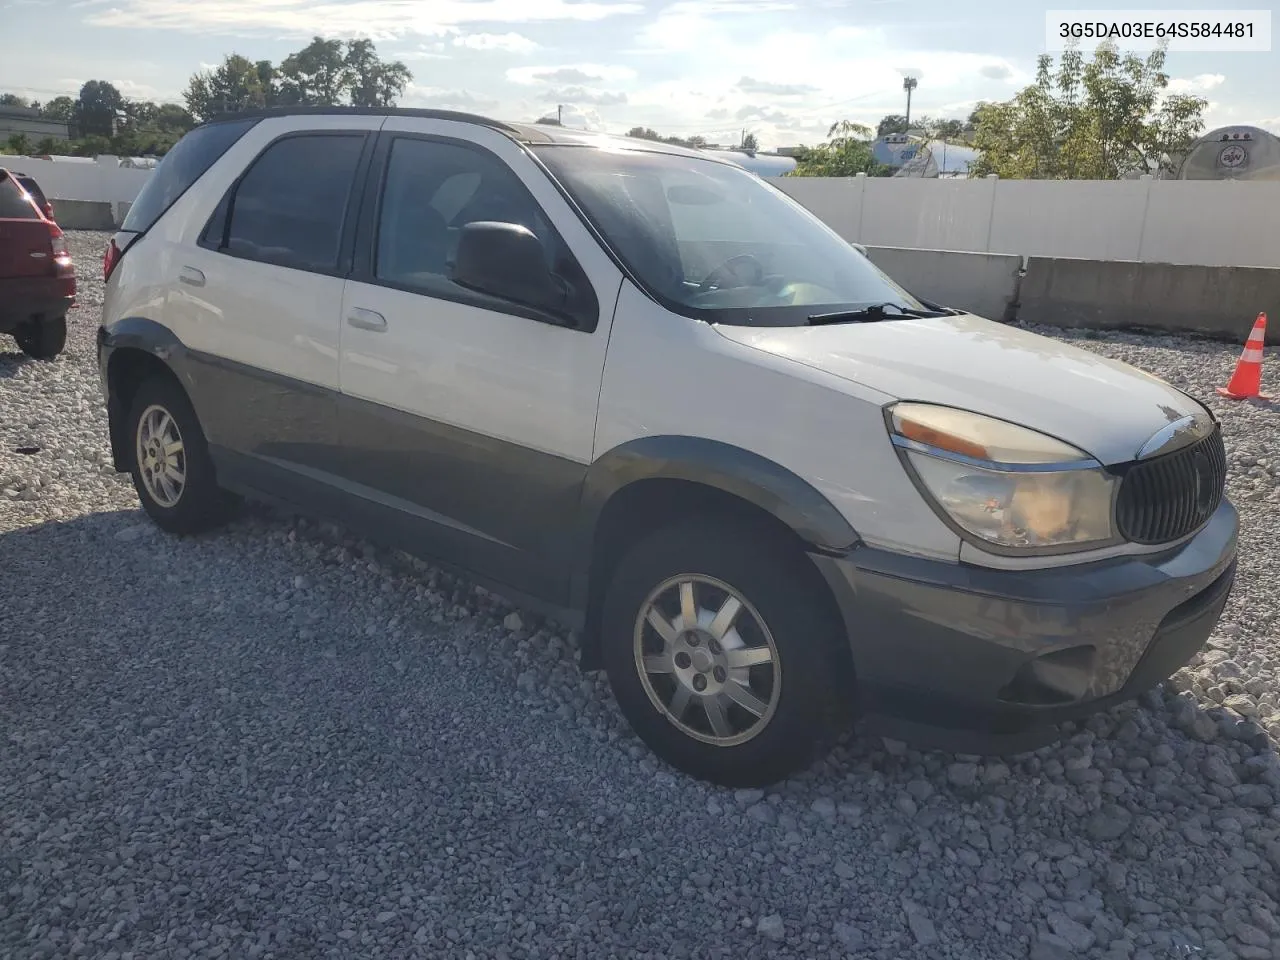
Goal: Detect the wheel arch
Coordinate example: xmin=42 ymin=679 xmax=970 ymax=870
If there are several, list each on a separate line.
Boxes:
xmin=572 ymin=436 xmax=859 ymax=671
xmin=101 ymin=318 xmax=193 ymax=472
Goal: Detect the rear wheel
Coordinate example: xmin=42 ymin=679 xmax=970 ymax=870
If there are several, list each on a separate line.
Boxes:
xmin=602 ymin=520 xmax=847 ymax=787
xmin=15 ymin=315 xmax=67 ymax=360
xmin=125 ymin=375 xmax=234 ymax=534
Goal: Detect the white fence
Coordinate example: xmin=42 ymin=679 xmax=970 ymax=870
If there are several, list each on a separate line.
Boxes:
xmin=4 ymin=155 xmax=151 ymax=204
xmin=775 ymin=175 xmax=1280 ymax=269
xmin=11 ymin=151 xmax=1280 ymax=270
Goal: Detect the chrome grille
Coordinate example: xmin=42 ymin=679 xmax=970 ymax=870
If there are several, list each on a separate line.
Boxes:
xmin=1115 ymin=426 xmax=1227 ymax=545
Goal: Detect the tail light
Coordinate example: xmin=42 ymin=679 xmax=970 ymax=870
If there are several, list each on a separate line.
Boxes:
xmin=42 ymin=202 xmax=55 ymax=221
xmin=48 ymin=224 xmax=74 ymax=278
xmin=103 ymin=238 xmax=122 ymax=282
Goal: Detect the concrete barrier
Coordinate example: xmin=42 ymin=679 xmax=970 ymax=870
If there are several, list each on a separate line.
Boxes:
xmin=1019 ymin=258 xmax=1280 ymax=345
xmin=863 ymin=246 xmax=1024 ymax=321
xmin=51 ymin=198 xmax=117 ymax=231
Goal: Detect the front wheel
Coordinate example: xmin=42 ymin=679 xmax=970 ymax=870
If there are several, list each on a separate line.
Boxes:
xmin=15 ymin=315 xmax=67 ymax=360
xmin=602 ymin=520 xmax=847 ymax=787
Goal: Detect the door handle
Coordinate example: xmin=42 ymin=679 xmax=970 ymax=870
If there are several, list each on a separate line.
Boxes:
xmin=178 ymin=266 xmax=205 ymax=287
xmin=346 ymin=308 xmax=387 ymax=332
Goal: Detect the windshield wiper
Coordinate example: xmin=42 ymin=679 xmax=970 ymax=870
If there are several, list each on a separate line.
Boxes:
xmin=807 ymin=303 xmax=946 ymax=325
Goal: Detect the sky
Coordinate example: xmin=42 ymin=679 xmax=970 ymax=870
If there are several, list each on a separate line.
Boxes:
xmin=0 ymin=0 xmax=1275 ymax=149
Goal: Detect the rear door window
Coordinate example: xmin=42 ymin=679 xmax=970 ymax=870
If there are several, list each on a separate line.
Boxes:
xmin=120 ymin=117 xmax=259 ymax=234
xmin=214 ymin=133 xmax=366 ymax=274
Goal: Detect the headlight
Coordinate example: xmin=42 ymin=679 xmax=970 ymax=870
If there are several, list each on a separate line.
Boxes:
xmin=888 ymin=403 xmax=1117 ymax=553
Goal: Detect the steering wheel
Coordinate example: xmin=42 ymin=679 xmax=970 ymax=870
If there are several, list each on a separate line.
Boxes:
xmin=698 ymin=254 xmax=766 ymax=292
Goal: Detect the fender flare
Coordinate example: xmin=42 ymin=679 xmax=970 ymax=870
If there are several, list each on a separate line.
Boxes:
xmin=99 ymin=317 xmax=194 ymax=469
xmin=569 ymin=435 xmax=860 ymax=611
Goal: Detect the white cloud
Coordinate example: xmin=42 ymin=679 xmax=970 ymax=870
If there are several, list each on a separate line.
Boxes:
xmin=452 ymin=32 xmax=537 ymax=53
xmin=556 ymin=102 xmax=604 ymax=130
xmin=506 ymin=64 xmax=637 ymax=85
xmin=736 ymin=76 xmax=819 ymax=97
xmin=1166 ymin=73 xmax=1226 ymax=94
xmin=85 ymin=0 xmax=643 ymax=39
xmin=979 ymin=63 xmax=1013 ymax=81
xmin=543 ymin=86 xmax=628 ymax=106
xmin=402 ymin=84 xmax=500 ymax=111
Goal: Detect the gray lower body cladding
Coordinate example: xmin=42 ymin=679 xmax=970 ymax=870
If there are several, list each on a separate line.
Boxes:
xmin=812 ymin=500 xmax=1239 ymax=754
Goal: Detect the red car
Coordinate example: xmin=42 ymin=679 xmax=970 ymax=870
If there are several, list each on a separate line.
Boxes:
xmin=0 ymin=167 xmax=74 ymax=359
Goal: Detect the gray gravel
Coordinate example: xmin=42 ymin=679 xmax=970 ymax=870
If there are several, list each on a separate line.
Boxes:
xmin=2 ymin=230 xmax=1280 ymax=959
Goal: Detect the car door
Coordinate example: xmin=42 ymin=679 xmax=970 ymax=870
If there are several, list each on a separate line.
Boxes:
xmin=164 ymin=116 xmax=379 ymax=495
xmin=337 ymin=120 xmax=623 ymax=602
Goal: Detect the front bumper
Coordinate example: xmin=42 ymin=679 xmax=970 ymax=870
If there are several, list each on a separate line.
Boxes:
xmin=811 ymin=500 xmax=1239 ymax=754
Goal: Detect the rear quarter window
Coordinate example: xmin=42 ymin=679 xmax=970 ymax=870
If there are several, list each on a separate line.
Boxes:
xmin=0 ymin=174 xmax=38 ymax=219
xmin=121 ymin=117 xmax=260 ymax=234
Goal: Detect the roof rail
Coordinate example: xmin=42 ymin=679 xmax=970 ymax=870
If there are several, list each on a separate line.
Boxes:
xmin=199 ymin=105 xmax=522 ymax=136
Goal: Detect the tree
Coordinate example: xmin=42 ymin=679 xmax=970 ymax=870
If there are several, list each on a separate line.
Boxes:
xmin=739 ymin=131 xmax=759 ymax=153
xmin=186 ymin=38 xmax=410 ymax=119
xmin=877 ymin=114 xmax=908 ymax=137
xmin=278 ymin=37 xmax=347 ymax=106
xmin=344 ymin=38 xmax=411 ymax=107
xmin=969 ymin=41 xmax=1206 ymax=179
xmin=1 ymin=93 xmax=34 ymax=108
xmin=35 ymin=137 xmax=58 ymax=155
xmin=788 ymin=120 xmax=887 ymax=177
xmin=41 ymin=97 xmax=75 ymax=123
xmin=934 ymin=118 xmax=964 ymax=140
xmin=184 ymin=54 xmax=277 ymax=121
xmin=74 ymin=80 xmax=125 ymax=138
xmin=536 ymin=115 xmax=562 ymax=125
xmin=6 ymin=133 xmax=32 ymax=155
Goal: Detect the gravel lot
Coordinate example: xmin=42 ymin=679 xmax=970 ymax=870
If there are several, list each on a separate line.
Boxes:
xmin=2 ymin=230 xmax=1280 ymax=960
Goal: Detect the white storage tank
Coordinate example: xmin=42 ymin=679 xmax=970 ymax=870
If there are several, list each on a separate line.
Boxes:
xmin=1176 ymin=125 xmax=1280 ymax=181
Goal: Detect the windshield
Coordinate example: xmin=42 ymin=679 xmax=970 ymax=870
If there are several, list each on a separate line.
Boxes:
xmin=533 ymin=145 xmax=925 ymax=326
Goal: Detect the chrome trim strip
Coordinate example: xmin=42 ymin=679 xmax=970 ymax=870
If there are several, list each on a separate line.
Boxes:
xmin=1135 ymin=414 xmax=1215 ymax=461
xmin=890 ymin=435 xmax=1103 ymax=473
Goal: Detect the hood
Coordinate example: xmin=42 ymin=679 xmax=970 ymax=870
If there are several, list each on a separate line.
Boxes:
xmin=713 ymin=313 xmax=1208 ymax=466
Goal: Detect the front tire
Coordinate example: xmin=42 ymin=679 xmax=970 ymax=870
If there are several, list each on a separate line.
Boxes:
xmin=602 ymin=520 xmax=847 ymax=787
xmin=125 ymin=375 xmax=233 ymax=534
xmin=15 ymin=315 xmax=67 ymax=360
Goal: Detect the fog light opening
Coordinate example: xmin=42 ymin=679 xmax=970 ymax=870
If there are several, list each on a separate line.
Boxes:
xmin=998 ymin=645 xmax=1097 ymax=706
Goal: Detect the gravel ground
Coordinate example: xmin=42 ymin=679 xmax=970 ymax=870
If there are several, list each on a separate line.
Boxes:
xmin=2 ymin=230 xmax=1279 ymax=960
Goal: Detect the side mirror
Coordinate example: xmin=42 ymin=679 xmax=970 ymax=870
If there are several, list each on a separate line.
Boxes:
xmin=851 ymin=242 xmax=868 ymax=257
xmin=453 ymin=221 xmax=564 ymax=315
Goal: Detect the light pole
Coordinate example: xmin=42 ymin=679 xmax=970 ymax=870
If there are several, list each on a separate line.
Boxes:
xmin=903 ymin=76 xmax=918 ymax=130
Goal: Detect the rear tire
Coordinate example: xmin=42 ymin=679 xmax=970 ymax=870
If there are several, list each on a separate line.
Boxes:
xmin=125 ymin=375 xmax=234 ymax=535
xmin=602 ymin=519 xmax=848 ymax=787
xmin=15 ymin=315 xmax=67 ymax=360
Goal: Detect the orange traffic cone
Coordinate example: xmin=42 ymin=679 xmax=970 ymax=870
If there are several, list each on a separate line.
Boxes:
xmin=1217 ymin=313 xmax=1272 ymax=400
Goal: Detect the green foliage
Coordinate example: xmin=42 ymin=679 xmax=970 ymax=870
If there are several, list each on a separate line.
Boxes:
xmin=787 ymin=120 xmax=889 ymax=177
xmin=6 ymin=133 xmax=32 ymax=155
xmin=40 ymin=97 xmax=75 ymax=123
xmin=969 ymin=41 xmax=1207 ymax=179
xmin=184 ymin=37 xmax=412 ymax=121
xmin=877 ymin=114 xmax=908 ymax=137
xmin=74 ymin=80 xmax=125 ymax=138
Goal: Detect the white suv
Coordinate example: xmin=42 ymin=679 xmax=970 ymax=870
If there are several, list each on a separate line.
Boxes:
xmin=99 ymin=108 xmax=1238 ymax=787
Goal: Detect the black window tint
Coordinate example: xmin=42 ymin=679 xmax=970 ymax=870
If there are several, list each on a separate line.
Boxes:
xmin=121 ymin=118 xmax=258 ymax=233
xmin=0 ymin=174 xmax=37 ymax=219
xmin=224 ymin=134 xmax=364 ymax=273
xmin=375 ymin=138 xmax=562 ymax=289
xmin=16 ymin=176 xmax=48 ymax=209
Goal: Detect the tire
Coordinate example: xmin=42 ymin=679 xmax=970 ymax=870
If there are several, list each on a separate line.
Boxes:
xmin=125 ymin=374 xmax=234 ymax=534
xmin=601 ymin=519 xmax=848 ymax=787
xmin=15 ymin=315 xmax=67 ymax=360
